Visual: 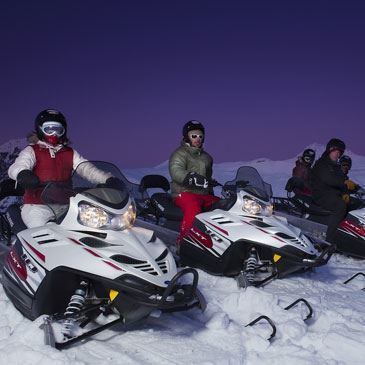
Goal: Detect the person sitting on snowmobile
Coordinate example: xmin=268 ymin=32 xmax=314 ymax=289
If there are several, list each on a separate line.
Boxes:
xmin=311 ymin=138 xmax=357 ymax=242
xmin=291 ymin=148 xmax=316 ymax=196
xmin=339 ymin=155 xmax=360 ymax=191
xmin=169 ymin=120 xmax=219 ymax=244
xmin=339 ymin=155 xmax=363 ymax=209
xmin=8 ymin=109 xmax=118 ymax=228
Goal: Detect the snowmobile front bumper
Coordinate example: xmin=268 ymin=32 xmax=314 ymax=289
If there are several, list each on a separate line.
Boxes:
xmin=274 ymin=243 xmax=335 ymax=279
xmin=301 ymin=243 xmax=335 ymax=267
xmin=113 ymin=267 xmax=206 ymax=312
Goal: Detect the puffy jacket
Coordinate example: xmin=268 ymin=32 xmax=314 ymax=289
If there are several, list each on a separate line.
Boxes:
xmin=292 ymin=158 xmax=312 ymax=195
xmin=311 ymin=153 xmax=346 ymax=202
xmin=169 ymin=142 xmax=213 ymax=197
xmin=8 ymin=137 xmax=111 ymax=204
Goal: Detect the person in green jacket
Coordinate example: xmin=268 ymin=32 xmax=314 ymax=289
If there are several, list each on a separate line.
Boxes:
xmin=169 ymin=120 xmax=219 ymax=243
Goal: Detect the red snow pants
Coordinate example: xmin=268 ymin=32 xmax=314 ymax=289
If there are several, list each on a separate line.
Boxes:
xmin=174 ymin=192 xmax=220 ymax=243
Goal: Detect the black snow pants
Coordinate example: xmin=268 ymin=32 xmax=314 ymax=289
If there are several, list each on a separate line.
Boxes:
xmin=315 ymin=195 xmax=347 ymax=243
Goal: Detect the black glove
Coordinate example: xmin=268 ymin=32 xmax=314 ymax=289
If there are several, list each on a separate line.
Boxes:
xmin=17 ymin=170 xmax=40 ymax=189
xmin=210 ymin=178 xmax=221 ymax=187
xmin=105 ymin=177 xmax=126 ymax=190
xmin=183 ymin=172 xmax=209 ymax=189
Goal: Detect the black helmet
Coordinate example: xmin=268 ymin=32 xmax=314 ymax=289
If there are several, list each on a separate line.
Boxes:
xmin=182 ymin=120 xmax=205 ymax=143
xmin=325 ymin=138 xmax=346 ymax=155
xmin=339 ymin=155 xmax=352 ymax=169
xmin=34 ymin=109 xmax=68 ymax=142
xmin=302 ymin=148 xmax=315 ymax=165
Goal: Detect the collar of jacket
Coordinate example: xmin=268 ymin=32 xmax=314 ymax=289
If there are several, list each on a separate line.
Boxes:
xmin=321 ymin=154 xmax=338 ymax=166
xmin=180 ymin=141 xmax=203 ymax=156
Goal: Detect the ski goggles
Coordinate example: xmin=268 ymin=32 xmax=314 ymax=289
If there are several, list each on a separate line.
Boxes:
xmin=40 ymin=121 xmax=65 ymax=137
xmin=303 ymin=156 xmax=314 ymax=163
xmin=190 ymin=134 xmax=204 ymax=140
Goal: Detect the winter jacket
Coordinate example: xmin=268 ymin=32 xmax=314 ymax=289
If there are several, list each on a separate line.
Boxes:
xmin=169 ymin=141 xmax=213 ymax=197
xmin=292 ymin=158 xmax=312 ymax=195
xmin=8 ymin=136 xmax=110 ymax=204
xmin=311 ymin=153 xmax=346 ymax=203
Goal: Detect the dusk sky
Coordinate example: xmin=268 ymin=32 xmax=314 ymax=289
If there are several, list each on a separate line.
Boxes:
xmin=1 ymin=0 xmax=365 ymax=168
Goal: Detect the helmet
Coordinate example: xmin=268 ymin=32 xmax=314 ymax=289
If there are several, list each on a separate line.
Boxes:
xmin=182 ymin=120 xmax=205 ymax=144
xmin=326 ymin=138 xmax=346 ymax=156
xmin=302 ymin=148 xmax=315 ymax=165
xmin=339 ymin=155 xmax=352 ymax=169
xmin=35 ymin=109 xmax=68 ymax=145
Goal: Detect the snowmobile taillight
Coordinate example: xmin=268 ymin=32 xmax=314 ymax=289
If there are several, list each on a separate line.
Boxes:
xmin=340 ymin=219 xmax=365 ymax=238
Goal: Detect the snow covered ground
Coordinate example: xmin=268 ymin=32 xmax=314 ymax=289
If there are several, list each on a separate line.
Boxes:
xmin=1 ymin=146 xmax=365 ymax=364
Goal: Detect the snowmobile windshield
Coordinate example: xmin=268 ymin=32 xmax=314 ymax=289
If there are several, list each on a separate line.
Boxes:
xmin=223 ymin=166 xmax=272 ymax=202
xmin=41 ymin=161 xmax=131 ymax=210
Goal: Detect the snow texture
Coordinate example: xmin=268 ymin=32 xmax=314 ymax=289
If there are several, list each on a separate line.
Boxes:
xmin=1 ymin=140 xmax=365 ymax=364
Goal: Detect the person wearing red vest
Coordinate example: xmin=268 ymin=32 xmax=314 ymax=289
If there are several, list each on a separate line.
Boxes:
xmin=8 ymin=109 xmax=111 ymax=228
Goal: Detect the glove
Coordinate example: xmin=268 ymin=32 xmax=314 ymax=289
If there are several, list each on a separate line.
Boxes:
xmin=183 ymin=172 xmax=209 ymax=189
xmin=105 ymin=177 xmax=125 ymax=190
xmin=210 ymin=178 xmax=221 ymax=187
xmin=17 ymin=170 xmax=40 ymax=189
xmin=344 ymin=179 xmax=357 ymax=192
xmin=342 ymin=193 xmax=350 ymax=204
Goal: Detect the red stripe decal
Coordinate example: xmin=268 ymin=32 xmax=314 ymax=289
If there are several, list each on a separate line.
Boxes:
xmin=23 ymin=239 xmax=45 ymax=262
xmin=69 ymin=238 xmax=83 ymax=245
xmin=84 ymin=248 xmax=102 ymax=257
xmin=241 ymin=220 xmax=269 ymax=234
xmin=203 ymin=220 xmax=229 ymax=236
xmin=103 ymin=260 xmax=124 ymax=271
xmin=272 ymin=235 xmax=286 ymax=243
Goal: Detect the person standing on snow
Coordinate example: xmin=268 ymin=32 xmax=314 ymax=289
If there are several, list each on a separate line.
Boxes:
xmin=291 ymin=148 xmax=316 ymax=196
xmin=311 ymin=138 xmax=350 ymax=242
xmin=169 ymin=120 xmax=219 ymax=244
xmin=8 ymin=109 xmax=113 ymax=228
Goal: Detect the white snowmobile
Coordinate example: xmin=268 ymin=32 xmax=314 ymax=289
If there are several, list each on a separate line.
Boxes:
xmin=136 ymin=166 xmax=334 ymax=287
xmin=0 ymin=161 xmax=205 ymax=349
xmin=273 ymin=177 xmax=365 ymax=259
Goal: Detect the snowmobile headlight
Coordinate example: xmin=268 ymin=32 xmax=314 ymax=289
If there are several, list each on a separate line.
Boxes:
xmin=78 ymin=204 xmax=109 ymax=228
xmin=78 ymin=201 xmax=136 ymax=231
xmin=262 ymin=204 xmax=273 ymax=217
xmin=242 ymin=198 xmax=262 ymax=215
xmin=109 ymin=201 xmax=137 ymax=230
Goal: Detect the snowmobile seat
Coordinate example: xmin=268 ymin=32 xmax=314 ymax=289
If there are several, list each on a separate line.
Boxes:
xmin=150 ymin=193 xmax=183 ymax=221
xmin=5 ymin=204 xmax=27 ymax=234
xmin=285 ymin=177 xmax=305 ymax=193
xmin=292 ymin=196 xmax=332 ymax=216
xmin=138 ymin=174 xmax=183 ymax=220
xmin=139 ymin=175 xmax=170 ymax=194
xmin=306 ymin=202 xmax=332 ymax=216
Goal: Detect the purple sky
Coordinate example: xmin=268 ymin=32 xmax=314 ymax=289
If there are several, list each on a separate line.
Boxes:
xmin=1 ymin=0 xmax=365 ymax=168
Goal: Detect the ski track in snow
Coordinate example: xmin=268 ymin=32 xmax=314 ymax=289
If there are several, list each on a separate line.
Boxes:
xmin=1 ymin=146 xmax=365 ymax=364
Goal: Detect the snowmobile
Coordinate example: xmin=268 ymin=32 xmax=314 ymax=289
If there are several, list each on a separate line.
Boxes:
xmin=0 ymin=161 xmax=205 ymax=349
xmin=273 ymin=176 xmax=365 ymax=258
xmin=136 ymin=166 xmax=334 ymax=287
